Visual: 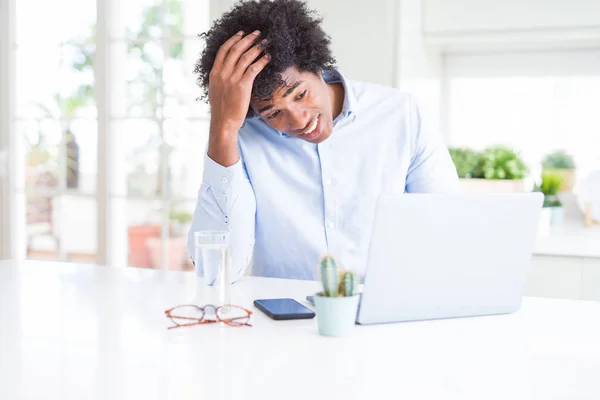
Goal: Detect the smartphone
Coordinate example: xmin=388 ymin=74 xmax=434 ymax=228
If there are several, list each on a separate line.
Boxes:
xmin=254 ymin=298 xmax=316 ymax=320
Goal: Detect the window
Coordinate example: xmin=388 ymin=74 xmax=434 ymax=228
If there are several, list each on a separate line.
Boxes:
xmin=446 ymin=51 xmax=600 ymax=188
xmin=10 ymin=0 xmax=211 ymax=269
xmin=107 ymin=0 xmax=210 ymax=270
xmin=14 ymin=0 xmax=98 ymax=261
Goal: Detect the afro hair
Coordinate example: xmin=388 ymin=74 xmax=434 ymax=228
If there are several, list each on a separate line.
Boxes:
xmin=193 ymin=0 xmax=337 ymax=118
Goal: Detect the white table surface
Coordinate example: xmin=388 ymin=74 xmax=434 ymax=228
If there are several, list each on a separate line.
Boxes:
xmin=1 ymin=260 xmax=600 ymax=400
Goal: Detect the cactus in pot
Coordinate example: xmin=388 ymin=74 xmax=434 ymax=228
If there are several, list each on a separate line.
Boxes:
xmin=340 ymin=269 xmax=359 ymax=297
xmin=319 ymin=254 xmax=359 ymax=297
xmin=315 ymin=254 xmax=361 ymax=337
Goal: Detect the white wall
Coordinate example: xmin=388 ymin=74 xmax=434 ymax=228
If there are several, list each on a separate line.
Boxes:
xmin=445 ymin=50 xmax=600 ymax=77
xmin=304 ymin=0 xmax=397 ymax=86
xmin=424 ymin=0 xmax=600 ymax=34
xmin=423 ymin=0 xmax=600 ymax=52
xmin=396 ymin=0 xmax=444 ymax=140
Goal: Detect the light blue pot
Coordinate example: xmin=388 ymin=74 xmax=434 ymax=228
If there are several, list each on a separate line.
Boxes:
xmin=314 ymin=293 xmax=360 ymax=337
xmin=550 ymin=206 xmax=564 ymax=225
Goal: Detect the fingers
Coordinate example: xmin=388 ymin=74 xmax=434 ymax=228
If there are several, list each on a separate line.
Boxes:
xmin=211 ymin=30 xmax=268 ymax=88
xmin=242 ymin=54 xmax=270 ymax=84
xmin=222 ymin=30 xmax=262 ymax=72
xmin=233 ymin=40 xmax=267 ymax=79
xmin=213 ymin=30 xmax=245 ymax=70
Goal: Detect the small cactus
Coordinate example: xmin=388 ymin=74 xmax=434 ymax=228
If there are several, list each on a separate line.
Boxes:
xmin=319 ymin=254 xmax=339 ymax=297
xmin=318 ymin=254 xmax=358 ymax=297
xmin=339 ymin=270 xmax=358 ymax=297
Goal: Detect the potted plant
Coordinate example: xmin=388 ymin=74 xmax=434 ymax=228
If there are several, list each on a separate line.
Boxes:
xmin=146 ymin=207 xmax=193 ymax=270
xmin=448 ymin=147 xmax=480 ymax=179
xmin=453 ymin=145 xmax=528 ymax=193
xmin=538 ymin=170 xmax=565 ymax=225
xmin=542 ymin=150 xmax=576 ymax=192
xmin=313 ymin=255 xmax=360 ymax=337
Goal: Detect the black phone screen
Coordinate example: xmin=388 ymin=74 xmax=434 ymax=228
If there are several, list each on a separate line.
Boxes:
xmin=254 ymin=298 xmax=315 ymax=320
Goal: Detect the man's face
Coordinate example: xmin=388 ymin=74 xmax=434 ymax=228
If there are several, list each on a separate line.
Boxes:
xmin=250 ymin=67 xmax=335 ymax=144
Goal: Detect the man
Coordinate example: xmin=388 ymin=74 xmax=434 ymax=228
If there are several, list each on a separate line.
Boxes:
xmin=189 ymin=0 xmax=458 ymax=281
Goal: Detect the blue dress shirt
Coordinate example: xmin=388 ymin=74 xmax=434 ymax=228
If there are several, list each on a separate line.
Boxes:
xmin=188 ymin=70 xmax=458 ymax=281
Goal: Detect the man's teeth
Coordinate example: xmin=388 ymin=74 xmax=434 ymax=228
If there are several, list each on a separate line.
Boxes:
xmin=304 ymin=116 xmax=319 ymax=134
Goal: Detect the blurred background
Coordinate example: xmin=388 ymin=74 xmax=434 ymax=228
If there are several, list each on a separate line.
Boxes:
xmin=1 ymin=0 xmax=599 ymax=299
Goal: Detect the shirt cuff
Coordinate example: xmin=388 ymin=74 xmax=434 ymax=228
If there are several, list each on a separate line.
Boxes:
xmin=202 ymin=154 xmax=244 ymax=194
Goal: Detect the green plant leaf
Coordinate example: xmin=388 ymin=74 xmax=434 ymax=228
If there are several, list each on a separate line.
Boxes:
xmin=168 ymin=208 xmax=193 ymax=224
xmin=542 ymin=150 xmax=575 ymax=170
xmin=540 ymin=170 xmax=563 ymax=196
xmin=473 ymin=145 xmax=528 ymax=180
xmin=448 ymin=148 xmax=480 ymax=178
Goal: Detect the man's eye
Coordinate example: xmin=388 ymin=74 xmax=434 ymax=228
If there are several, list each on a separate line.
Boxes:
xmin=268 ymin=110 xmax=280 ymax=120
xmin=296 ymin=90 xmax=307 ymax=100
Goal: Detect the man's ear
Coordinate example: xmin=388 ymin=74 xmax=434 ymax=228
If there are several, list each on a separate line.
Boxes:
xmin=317 ymin=68 xmax=326 ymax=81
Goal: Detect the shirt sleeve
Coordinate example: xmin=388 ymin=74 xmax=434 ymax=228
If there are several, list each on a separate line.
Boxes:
xmin=187 ymin=153 xmax=256 ymax=282
xmin=405 ymin=95 xmax=459 ymax=193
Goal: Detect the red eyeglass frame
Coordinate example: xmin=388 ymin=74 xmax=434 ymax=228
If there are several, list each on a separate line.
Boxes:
xmin=164 ymin=304 xmax=253 ymax=329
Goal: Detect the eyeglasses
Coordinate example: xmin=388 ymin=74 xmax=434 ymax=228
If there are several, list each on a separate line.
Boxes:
xmin=164 ymin=304 xmax=253 ymax=329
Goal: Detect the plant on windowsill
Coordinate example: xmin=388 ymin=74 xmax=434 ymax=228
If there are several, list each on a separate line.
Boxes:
xmin=33 ymin=26 xmax=94 ymax=191
xmin=536 ymin=170 xmax=565 ymax=232
xmin=313 ymin=254 xmax=360 ymax=337
xmin=448 ymin=147 xmax=480 ymax=179
xmin=146 ymin=207 xmax=193 ymax=271
xmin=542 ymin=150 xmax=576 ymax=192
xmin=168 ymin=208 xmax=193 ymax=237
xmin=450 ymin=145 xmax=528 ymax=193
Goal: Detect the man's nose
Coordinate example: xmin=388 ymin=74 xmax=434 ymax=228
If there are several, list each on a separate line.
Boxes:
xmin=289 ymin=109 xmax=310 ymax=132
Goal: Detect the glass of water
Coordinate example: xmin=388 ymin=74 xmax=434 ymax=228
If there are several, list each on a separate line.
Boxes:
xmin=193 ymin=231 xmax=231 ymax=310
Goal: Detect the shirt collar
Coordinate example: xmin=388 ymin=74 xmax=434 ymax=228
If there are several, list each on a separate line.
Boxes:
xmin=322 ymin=69 xmax=358 ymax=120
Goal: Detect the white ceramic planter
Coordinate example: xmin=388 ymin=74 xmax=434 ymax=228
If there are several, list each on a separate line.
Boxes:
xmin=314 ymin=293 xmax=360 ymax=337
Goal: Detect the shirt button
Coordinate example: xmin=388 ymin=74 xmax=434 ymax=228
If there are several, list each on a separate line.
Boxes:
xmin=327 ymin=222 xmax=334 ymax=229
xmin=325 ymin=179 xmax=333 ymax=186
xmin=221 ymin=177 xmax=228 ymax=184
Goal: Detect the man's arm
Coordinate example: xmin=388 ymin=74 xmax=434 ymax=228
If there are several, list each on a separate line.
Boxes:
xmin=187 ymin=152 xmax=256 ymax=282
xmin=188 ymin=30 xmax=269 ymax=281
xmin=405 ymin=96 xmax=459 ymax=193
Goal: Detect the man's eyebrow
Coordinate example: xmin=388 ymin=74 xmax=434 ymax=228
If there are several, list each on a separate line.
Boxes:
xmin=283 ymin=81 xmax=302 ymax=97
xmin=258 ymin=104 xmax=274 ymax=114
xmin=257 ymin=81 xmax=303 ymax=114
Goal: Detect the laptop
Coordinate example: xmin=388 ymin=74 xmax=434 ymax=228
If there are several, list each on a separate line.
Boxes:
xmin=307 ymin=192 xmax=543 ymax=325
